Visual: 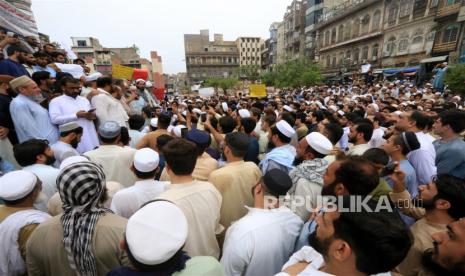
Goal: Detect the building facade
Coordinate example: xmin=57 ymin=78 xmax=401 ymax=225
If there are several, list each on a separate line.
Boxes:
xmin=150 ymin=51 xmax=165 ymax=89
xmin=277 ymin=22 xmax=286 ymax=64
xmin=261 ymin=38 xmax=271 ymax=70
xmin=283 ymin=0 xmax=307 ymax=62
xmin=236 ymin=37 xmax=264 ymax=67
xmin=184 ymin=30 xmax=239 ymax=84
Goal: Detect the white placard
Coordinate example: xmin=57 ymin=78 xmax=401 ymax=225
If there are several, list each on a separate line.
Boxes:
xmin=361 ymin=64 xmax=371 ymax=73
xmin=199 ymin=87 xmax=215 ymax=98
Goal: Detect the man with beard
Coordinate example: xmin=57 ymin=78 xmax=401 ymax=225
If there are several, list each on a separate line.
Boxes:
xmin=50 ymin=122 xmax=82 ymax=168
xmin=92 ymin=76 xmax=129 ymax=127
xmin=421 ymin=219 xmax=465 ymax=275
xmin=0 ymin=171 xmax=50 ymax=276
xmin=31 ymin=71 xmax=59 ymax=109
xmin=13 ymin=139 xmax=59 ymax=212
xmin=0 ymin=75 xmax=20 ymax=169
xmin=260 ymin=120 xmax=297 ymax=174
xmin=32 ymin=51 xmax=57 ymax=78
xmin=0 ymin=45 xmax=30 ymax=77
xmin=288 ymin=132 xmax=333 ymax=221
xmin=22 ymin=52 xmax=35 ymax=76
xmin=280 ymin=196 xmax=412 ymax=276
xmin=347 ymin=119 xmax=373 ymax=156
xmin=49 ymin=77 xmax=99 ymax=153
xmin=294 ymin=156 xmax=380 ymax=251
xmin=388 ymin=171 xmax=465 ymax=276
xmin=135 ymin=79 xmax=157 ymax=108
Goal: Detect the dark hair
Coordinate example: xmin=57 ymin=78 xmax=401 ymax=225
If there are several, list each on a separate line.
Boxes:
xmin=295 ymin=111 xmax=306 ymax=122
xmin=60 ymin=77 xmax=80 ymax=87
xmin=219 ymin=116 xmax=236 ymax=133
xmin=73 ymin=58 xmax=85 ymax=64
xmin=250 ymin=107 xmax=261 ymax=120
xmin=409 ymin=111 xmax=429 ymax=130
xmin=271 ymin=126 xmax=291 ymax=144
xmin=281 ymin=111 xmax=296 ymax=127
xmin=354 ymin=122 xmax=374 ymax=142
xmin=6 ymin=45 xmax=27 ymax=56
xmin=133 ymin=167 xmax=157 ymax=179
xmin=324 ymin=123 xmax=343 ymax=145
xmin=156 ymin=134 xmax=174 ymax=152
xmin=362 ymin=148 xmax=389 ymax=166
xmin=335 ymin=156 xmax=379 ymax=196
xmin=162 ymin=138 xmax=197 ymax=175
xmin=332 ymin=196 xmax=412 ymax=274
xmin=438 ymin=110 xmax=465 ymax=134
xmin=128 ymin=115 xmax=145 ymax=131
xmin=312 ymin=110 xmax=325 ymax=122
xmin=225 ymin=132 xmax=250 ymax=158
xmin=434 ymin=174 xmax=465 ymax=219
xmin=33 ymin=51 xmax=50 ymax=58
xmin=98 ymin=134 xmax=119 ymax=144
xmin=240 ymin=118 xmax=257 ymax=134
xmin=96 ymin=76 xmax=112 ymax=88
xmin=31 ymin=71 xmax=51 ymax=85
xmin=13 ymin=139 xmax=49 ymax=167
xmin=50 ymin=51 xmax=65 ymax=59
xmin=344 ymin=112 xmax=361 ymax=123
xmin=263 ymin=112 xmax=277 ymax=126
xmin=120 ymin=127 xmax=130 ymax=146
xmin=157 ymin=113 xmax=172 ymax=130
xmin=393 ymin=131 xmax=421 ymax=155
xmin=60 ymin=126 xmax=83 ymax=137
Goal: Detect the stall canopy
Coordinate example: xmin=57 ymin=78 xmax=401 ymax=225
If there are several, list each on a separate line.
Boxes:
xmin=420 ymin=55 xmax=448 ymax=64
xmin=383 ymin=67 xmax=419 ymax=75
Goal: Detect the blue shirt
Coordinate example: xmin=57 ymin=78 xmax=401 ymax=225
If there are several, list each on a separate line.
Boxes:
xmin=32 ymin=65 xmax=57 ymax=78
xmin=244 ymin=136 xmax=259 ymax=164
xmin=0 ymin=59 xmax=30 ymax=77
xmin=9 ymin=94 xmax=59 ymax=144
xmin=434 ymin=138 xmax=465 ymax=179
xmin=386 ymin=159 xmax=418 ymax=197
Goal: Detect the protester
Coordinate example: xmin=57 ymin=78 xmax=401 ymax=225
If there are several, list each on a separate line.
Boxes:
xmin=110 ymin=148 xmax=166 ymax=218
xmin=136 ymin=111 xmax=171 ymax=151
xmin=50 ymin=122 xmax=81 ymax=168
xmin=156 ymin=138 xmax=223 ymax=258
xmin=221 ymin=169 xmax=303 ymax=276
xmin=260 ymin=120 xmax=296 ymax=174
xmin=0 ymin=45 xmax=29 ymax=77
xmin=127 ymin=114 xmax=145 ymax=148
xmin=347 ymin=120 xmax=373 ymax=156
xmin=92 ymin=77 xmax=128 ymax=127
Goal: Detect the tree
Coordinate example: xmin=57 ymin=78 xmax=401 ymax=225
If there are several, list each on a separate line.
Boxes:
xmin=260 ymin=60 xmax=323 ymax=88
xmin=444 ymin=64 xmax=465 ymax=96
xmin=237 ymin=65 xmax=261 ymax=81
xmin=204 ymin=77 xmax=222 ymax=92
xmin=204 ymin=77 xmax=238 ymax=95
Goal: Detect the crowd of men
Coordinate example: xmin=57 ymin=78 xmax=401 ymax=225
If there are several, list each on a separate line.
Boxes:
xmin=1 ymin=30 xmax=465 ymax=276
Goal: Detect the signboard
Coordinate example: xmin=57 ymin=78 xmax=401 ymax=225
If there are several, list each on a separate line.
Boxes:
xmin=199 ymin=87 xmax=215 ymax=98
xmin=361 ymin=64 xmax=371 ymax=73
xmin=249 ymin=84 xmax=267 ymax=98
xmin=112 ymin=64 xmax=134 ymax=80
xmin=0 ymin=0 xmax=39 ymax=37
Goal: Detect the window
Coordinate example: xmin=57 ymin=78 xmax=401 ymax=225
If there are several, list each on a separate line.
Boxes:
xmin=399 ymin=0 xmax=412 ymax=17
xmin=344 ymin=24 xmax=351 ymax=40
xmin=372 ymin=10 xmax=381 ymax=31
xmin=353 ymin=48 xmax=360 ymax=62
xmin=77 ymin=40 xmax=87 ymax=47
xmin=332 ymin=56 xmax=337 ymax=67
xmin=204 ymin=48 xmax=208 ymax=52
xmin=326 ymin=55 xmax=331 ymax=67
xmin=331 ymin=28 xmax=337 ymax=44
xmin=386 ymin=37 xmax=396 ymax=55
xmin=446 ymin=0 xmax=457 ymax=6
xmin=427 ymin=30 xmax=435 ymax=41
xmin=346 ymin=50 xmax=351 ymax=60
xmin=430 ymin=0 xmax=438 ymax=7
xmin=361 ymin=15 xmax=370 ymax=34
xmin=372 ymin=44 xmax=379 ymax=59
xmin=443 ymin=24 xmax=459 ymax=43
xmin=398 ymin=39 xmax=409 ymax=52
xmin=362 ymin=46 xmax=369 ymax=61
xmin=325 ymin=30 xmax=330 ymax=46
xmin=413 ymin=0 xmax=427 ymax=18
xmin=338 ymin=25 xmax=344 ymax=42
xmin=388 ymin=4 xmax=398 ymax=26
xmin=412 ymin=36 xmax=423 ymax=44
xmin=353 ymin=19 xmax=360 ymax=38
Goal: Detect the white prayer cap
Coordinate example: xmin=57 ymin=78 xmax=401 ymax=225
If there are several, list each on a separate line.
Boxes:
xmin=192 ymin=108 xmax=202 ymax=115
xmin=276 ymin=120 xmax=295 ymax=138
xmin=84 ymin=72 xmax=102 ymax=82
xmin=305 ymin=132 xmax=333 ymax=155
xmin=173 ymin=125 xmax=186 ymax=138
xmin=337 ymin=110 xmax=345 ymax=117
xmin=135 ymin=79 xmax=145 ymax=84
xmin=126 ymin=200 xmax=188 ymax=265
xmin=0 ymin=171 xmax=37 ymax=201
xmin=129 ymin=85 xmax=137 ymax=91
xmin=195 ymin=99 xmax=203 ymax=103
xmin=283 ymin=105 xmax=294 ymax=112
xmin=150 ymin=118 xmax=158 ymax=128
xmin=394 ymin=111 xmax=403 ymax=116
xmin=369 ymin=103 xmax=379 ymax=112
xmin=145 ymin=81 xmax=153 ymax=88
xmin=167 ymin=125 xmax=174 ymax=134
xmin=59 ymin=155 xmax=90 ymax=170
xmin=221 ymin=102 xmax=228 ymax=112
xmin=134 ymin=148 xmax=159 ymax=172
xmin=238 ymin=109 xmax=251 ymax=118
xmin=182 ymin=111 xmax=187 ymax=117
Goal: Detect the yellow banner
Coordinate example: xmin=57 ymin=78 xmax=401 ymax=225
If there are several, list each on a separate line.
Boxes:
xmin=112 ymin=64 xmax=134 ymax=80
xmin=249 ymin=84 xmax=267 ymax=98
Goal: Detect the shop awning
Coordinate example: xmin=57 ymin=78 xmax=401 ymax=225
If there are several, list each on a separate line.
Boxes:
xmin=420 ymin=55 xmax=448 ymax=63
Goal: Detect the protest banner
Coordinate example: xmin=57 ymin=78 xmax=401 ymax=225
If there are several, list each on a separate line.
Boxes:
xmin=249 ymin=84 xmax=267 ymax=98
xmin=112 ymin=64 xmax=134 ymax=80
xmin=199 ymin=87 xmax=215 ymax=98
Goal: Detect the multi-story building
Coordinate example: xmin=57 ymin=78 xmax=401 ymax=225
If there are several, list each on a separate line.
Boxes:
xmin=382 ymin=0 xmax=438 ymax=68
xmin=304 ymin=0 xmax=346 ymax=59
xmin=283 ymin=0 xmax=307 ymax=61
xmin=106 ymin=47 xmax=141 ymax=68
xmin=184 ymin=30 xmax=239 ymax=84
xmin=261 ymin=39 xmax=271 ymax=70
xmin=150 ymin=51 xmax=165 ymax=89
xmin=431 ymin=0 xmax=464 ymax=64
xmin=315 ymin=0 xmax=385 ymax=76
xmin=268 ymin=22 xmax=280 ymax=68
xmin=236 ymin=37 xmax=264 ymax=67
xmin=277 ymin=22 xmax=286 ymax=64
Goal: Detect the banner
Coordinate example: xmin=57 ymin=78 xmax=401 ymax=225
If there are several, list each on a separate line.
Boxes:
xmin=55 ymin=63 xmax=84 ymax=79
xmin=361 ymin=64 xmax=371 ymax=74
xmin=199 ymin=87 xmax=215 ymax=98
xmin=249 ymin=84 xmax=267 ymax=98
xmin=132 ymin=69 xmax=148 ymax=81
xmin=153 ymin=88 xmax=165 ymax=101
xmin=112 ymin=64 xmax=134 ymax=80
xmin=0 ymin=0 xmax=38 ymax=38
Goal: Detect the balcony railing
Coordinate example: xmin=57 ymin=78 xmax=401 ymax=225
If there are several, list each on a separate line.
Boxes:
xmin=436 ymin=2 xmax=461 ymax=18
xmin=433 ymin=41 xmax=457 ymax=53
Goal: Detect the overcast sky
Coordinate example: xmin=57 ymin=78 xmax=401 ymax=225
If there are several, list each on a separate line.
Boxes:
xmin=32 ymin=0 xmax=292 ymax=74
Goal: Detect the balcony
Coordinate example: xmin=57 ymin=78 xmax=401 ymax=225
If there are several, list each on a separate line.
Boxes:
xmin=436 ymin=2 xmax=461 ymax=19
xmin=433 ymin=41 xmax=457 ymax=53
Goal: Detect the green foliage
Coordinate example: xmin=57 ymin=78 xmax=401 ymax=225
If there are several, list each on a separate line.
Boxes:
xmin=237 ymin=65 xmax=261 ymax=81
xmin=260 ymin=60 xmax=323 ymax=88
xmin=444 ymin=64 xmax=465 ymax=96
xmin=204 ymin=77 xmax=238 ymax=94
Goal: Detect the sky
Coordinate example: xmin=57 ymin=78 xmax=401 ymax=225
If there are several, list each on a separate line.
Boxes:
xmin=32 ymin=0 xmax=292 ymax=74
